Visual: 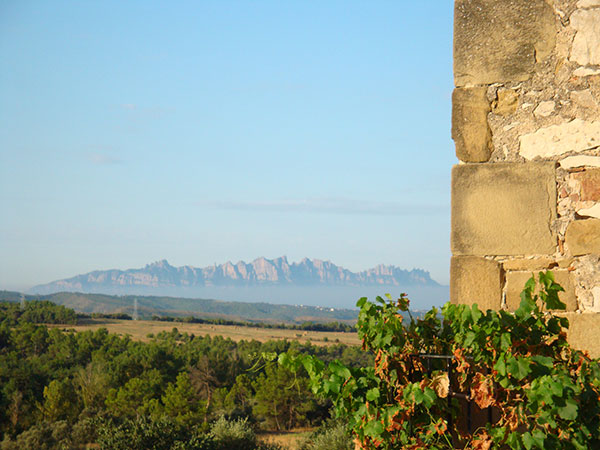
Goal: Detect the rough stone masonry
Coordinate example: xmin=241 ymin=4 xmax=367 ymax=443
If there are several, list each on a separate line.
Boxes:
xmin=450 ymin=0 xmax=600 ymax=357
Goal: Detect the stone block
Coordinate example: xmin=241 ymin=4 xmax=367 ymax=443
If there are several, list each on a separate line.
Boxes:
xmin=502 ymin=257 xmax=554 ymax=271
xmin=452 ymin=163 xmax=556 ymax=256
xmin=557 ymin=258 xmax=574 ymax=268
xmin=578 ymin=203 xmax=600 ymax=219
xmin=493 ymin=89 xmax=518 ymax=116
xmin=519 ymin=119 xmax=600 ymax=160
xmin=454 ymin=0 xmax=555 ymax=86
xmin=578 ymin=0 xmax=600 ymax=7
xmin=563 ymin=312 xmax=600 ymax=359
xmin=574 ymin=67 xmax=600 ymax=77
xmin=565 ymin=219 xmax=600 ymax=255
xmin=450 ymin=256 xmax=502 ymax=310
xmin=505 ymin=270 xmax=577 ymax=312
xmin=570 ymin=89 xmax=598 ymax=109
xmin=560 ymin=155 xmax=600 ymax=169
xmin=533 ymin=101 xmax=555 ymax=118
xmin=592 ymin=287 xmax=600 ymax=312
xmin=452 ymin=87 xmax=492 ymax=162
xmin=573 ymin=168 xmax=600 ymax=201
xmin=570 ymin=9 xmax=600 ymax=66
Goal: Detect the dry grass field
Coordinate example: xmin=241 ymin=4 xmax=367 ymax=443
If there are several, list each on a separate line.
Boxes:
xmin=48 ymin=318 xmax=361 ymax=346
xmin=258 ymin=429 xmax=314 ymax=450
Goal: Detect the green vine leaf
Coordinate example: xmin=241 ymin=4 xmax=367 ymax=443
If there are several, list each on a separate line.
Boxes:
xmin=507 ymin=355 xmax=531 ymax=380
xmin=364 ymin=419 xmax=384 ymax=438
xmin=558 ymin=398 xmax=578 ymax=420
xmin=366 ymin=387 xmax=380 ymax=402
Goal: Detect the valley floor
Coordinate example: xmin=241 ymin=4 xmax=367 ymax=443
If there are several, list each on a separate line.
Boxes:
xmin=47 ymin=318 xmax=362 ymax=346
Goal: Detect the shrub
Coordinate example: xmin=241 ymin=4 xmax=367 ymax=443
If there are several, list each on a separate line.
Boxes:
xmin=298 ymin=420 xmax=354 ymax=450
xmin=96 ymin=415 xmax=213 ymax=450
xmin=209 ymin=416 xmax=257 ymax=450
xmin=281 ymin=272 xmax=600 ymax=449
xmin=0 ymin=421 xmax=72 ymax=450
xmin=69 ymin=417 xmax=97 ymax=447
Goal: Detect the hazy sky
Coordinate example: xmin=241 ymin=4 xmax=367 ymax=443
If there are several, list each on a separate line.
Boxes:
xmin=0 ymin=1 xmax=455 ymax=290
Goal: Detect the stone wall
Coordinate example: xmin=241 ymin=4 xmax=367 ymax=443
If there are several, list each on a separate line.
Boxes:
xmin=451 ymin=0 xmax=600 ymax=357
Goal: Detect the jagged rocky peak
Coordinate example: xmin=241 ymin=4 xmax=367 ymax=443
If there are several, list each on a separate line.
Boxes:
xmin=145 ymin=259 xmax=173 ymax=270
xmin=251 ymin=256 xmax=281 ymax=281
xmin=371 ymin=264 xmax=393 ymax=275
xmin=273 ymin=256 xmax=291 ymax=275
xmin=221 ymin=261 xmax=240 ymax=279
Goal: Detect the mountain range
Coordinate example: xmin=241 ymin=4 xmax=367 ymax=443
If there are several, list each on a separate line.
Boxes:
xmin=31 ymin=257 xmax=440 ymax=295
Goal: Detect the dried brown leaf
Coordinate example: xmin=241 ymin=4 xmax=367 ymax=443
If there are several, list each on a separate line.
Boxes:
xmin=472 ymin=431 xmax=492 ymax=450
xmin=431 ymin=373 xmax=450 ymax=399
xmin=471 ymin=373 xmax=494 ymax=409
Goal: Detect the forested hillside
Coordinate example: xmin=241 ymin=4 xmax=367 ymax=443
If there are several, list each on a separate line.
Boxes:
xmin=0 ymin=290 xmax=359 ymax=324
xmin=0 ymin=301 xmax=370 ymax=449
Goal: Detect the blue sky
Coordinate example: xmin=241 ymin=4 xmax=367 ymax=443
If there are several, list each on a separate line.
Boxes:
xmin=0 ymin=1 xmax=455 ymax=290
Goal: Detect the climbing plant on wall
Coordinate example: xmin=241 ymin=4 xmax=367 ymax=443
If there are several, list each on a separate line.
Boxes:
xmin=280 ymin=272 xmax=600 ymax=449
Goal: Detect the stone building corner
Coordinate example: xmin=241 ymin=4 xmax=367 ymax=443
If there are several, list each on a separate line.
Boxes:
xmin=451 ymin=0 xmax=600 ymax=357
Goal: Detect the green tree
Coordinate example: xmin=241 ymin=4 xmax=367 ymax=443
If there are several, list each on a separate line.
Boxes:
xmin=162 ymin=371 xmax=206 ymax=426
xmin=225 ymin=374 xmax=254 ymax=418
xmin=41 ymin=379 xmax=78 ymax=422
xmin=105 ymin=369 xmax=163 ymax=418
xmin=253 ymin=363 xmax=315 ymax=430
xmin=74 ymin=361 xmax=110 ymax=411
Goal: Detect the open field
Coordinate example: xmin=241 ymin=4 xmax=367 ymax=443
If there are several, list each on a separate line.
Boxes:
xmin=47 ymin=318 xmax=362 ymax=346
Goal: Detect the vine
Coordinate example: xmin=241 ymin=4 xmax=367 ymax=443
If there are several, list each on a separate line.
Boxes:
xmin=280 ymin=271 xmax=600 ymax=449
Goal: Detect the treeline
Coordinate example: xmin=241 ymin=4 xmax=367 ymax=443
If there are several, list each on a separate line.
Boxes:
xmin=151 ymin=315 xmax=356 ymax=333
xmin=0 ymin=300 xmax=78 ymax=325
xmin=89 ymin=312 xmax=134 ymax=320
xmin=0 ymin=305 xmax=371 ymax=449
xmin=0 ymin=298 xmax=355 ymax=332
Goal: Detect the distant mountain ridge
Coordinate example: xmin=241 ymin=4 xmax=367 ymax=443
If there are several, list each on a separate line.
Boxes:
xmin=31 ymin=257 xmax=440 ymax=295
